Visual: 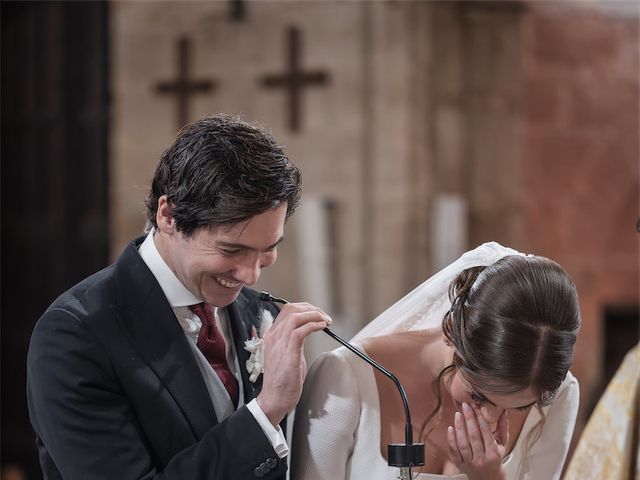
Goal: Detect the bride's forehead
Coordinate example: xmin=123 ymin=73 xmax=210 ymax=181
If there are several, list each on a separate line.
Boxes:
xmin=483 ymin=387 xmax=538 ymax=408
xmin=454 ymin=372 xmax=537 ymax=406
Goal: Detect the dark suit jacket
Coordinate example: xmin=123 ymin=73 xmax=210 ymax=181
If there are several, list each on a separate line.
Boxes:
xmin=27 ymin=237 xmax=287 ymax=480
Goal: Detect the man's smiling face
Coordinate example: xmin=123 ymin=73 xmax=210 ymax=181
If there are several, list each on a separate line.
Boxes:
xmin=156 ymin=197 xmax=287 ymax=307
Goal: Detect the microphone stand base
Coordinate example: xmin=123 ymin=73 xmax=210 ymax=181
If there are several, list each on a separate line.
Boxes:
xmin=388 ymin=442 xmax=425 ymax=468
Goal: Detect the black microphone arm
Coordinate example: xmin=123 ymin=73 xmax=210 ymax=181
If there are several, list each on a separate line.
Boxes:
xmin=259 ymin=291 xmax=425 ymax=475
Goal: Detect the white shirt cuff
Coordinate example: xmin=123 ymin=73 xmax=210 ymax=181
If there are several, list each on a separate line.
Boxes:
xmin=246 ymin=399 xmax=289 ymax=458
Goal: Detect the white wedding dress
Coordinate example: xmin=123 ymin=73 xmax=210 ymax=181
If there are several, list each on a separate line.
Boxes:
xmin=292 ymin=345 xmax=578 ymax=480
xmin=292 ymin=243 xmax=580 ymax=480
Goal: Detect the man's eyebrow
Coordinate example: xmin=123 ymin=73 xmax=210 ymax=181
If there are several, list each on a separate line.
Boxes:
xmin=216 ymin=237 xmax=284 ymax=251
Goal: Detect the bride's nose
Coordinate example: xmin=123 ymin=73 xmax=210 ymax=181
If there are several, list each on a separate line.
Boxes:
xmin=480 ymin=404 xmax=504 ymax=426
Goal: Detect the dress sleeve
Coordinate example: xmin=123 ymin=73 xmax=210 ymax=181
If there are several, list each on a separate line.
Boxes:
xmin=521 ymin=373 xmax=580 ymax=480
xmin=291 ymin=349 xmax=361 ymax=480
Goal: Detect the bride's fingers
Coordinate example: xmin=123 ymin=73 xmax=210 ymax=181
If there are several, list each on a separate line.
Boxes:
xmin=454 ymin=411 xmax=472 ymax=463
xmin=447 ymin=425 xmax=463 ymax=466
xmin=495 ymin=410 xmax=510 ymax=447
xmin=471 ymin=403 xmax=496 ymax=450
xmin=462 ymin=402 xmax=485 ymax=460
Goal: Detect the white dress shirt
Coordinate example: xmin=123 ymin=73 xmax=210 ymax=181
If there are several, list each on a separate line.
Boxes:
xmin=139 ymin=231 xmax=288 ymax=458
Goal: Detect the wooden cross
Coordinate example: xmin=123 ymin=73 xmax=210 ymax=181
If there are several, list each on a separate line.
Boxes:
xmin=155 ymin=36 xmax=217 ymax=130
xmin=229 ymin=0 xmax=245 ymax=21
xmin=260 ymin=27 xmax=330 ymax=132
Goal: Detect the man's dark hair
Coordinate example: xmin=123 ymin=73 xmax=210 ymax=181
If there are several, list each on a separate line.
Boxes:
xmin=145 ymin=114 xmax=302 ymax=236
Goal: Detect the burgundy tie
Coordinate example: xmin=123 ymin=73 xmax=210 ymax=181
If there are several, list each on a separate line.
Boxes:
xmin=190 ymin=303 xmax=239 ymax=409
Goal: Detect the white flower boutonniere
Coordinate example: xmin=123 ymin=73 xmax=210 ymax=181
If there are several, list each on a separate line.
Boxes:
xmin=244 ymin=309 xmax=274 ymax=383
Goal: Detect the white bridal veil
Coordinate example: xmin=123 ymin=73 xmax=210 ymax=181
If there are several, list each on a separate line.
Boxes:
xmin=351 ymin=242 xmax=526 ymax=342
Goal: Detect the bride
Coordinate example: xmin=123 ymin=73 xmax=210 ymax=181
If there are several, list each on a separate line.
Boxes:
xmin=291 ymin=242 xmax=580 ymax=480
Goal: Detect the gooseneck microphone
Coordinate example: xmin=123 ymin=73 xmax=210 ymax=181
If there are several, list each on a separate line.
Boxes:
xmin=259 ymin=291 xmax=424 ymax=479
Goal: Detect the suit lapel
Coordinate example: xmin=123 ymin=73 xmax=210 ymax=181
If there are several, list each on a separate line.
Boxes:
xmin=227 ymin=291 xmax=263 ymax=402
xmin=112 ymin=239 xmax=218 ymax=440
xmin=227 ymin=291 xmax=287 ymax=437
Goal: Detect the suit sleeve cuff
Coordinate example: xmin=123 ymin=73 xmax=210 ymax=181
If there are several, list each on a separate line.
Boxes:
xmin=246 ymin=399 xmax=289 ymax=458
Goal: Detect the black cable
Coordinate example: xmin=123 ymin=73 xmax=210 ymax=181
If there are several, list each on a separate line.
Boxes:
xmin=258 ymin=291 xmax=422 ymax=454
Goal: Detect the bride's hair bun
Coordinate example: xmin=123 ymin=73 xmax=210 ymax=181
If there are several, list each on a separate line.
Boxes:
xmin=442 ymin=255 xmax=581 ymax=405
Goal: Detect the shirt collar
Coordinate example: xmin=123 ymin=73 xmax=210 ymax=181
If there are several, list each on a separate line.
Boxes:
xmin=139 ymin=230 xmax=202 ymax=307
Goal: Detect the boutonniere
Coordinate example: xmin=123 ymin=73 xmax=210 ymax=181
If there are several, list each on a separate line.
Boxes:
xmin=244 ymin=309 xmax=274 ymax=383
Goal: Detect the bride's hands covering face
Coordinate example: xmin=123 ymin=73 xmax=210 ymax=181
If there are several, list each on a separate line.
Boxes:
xmin=446 ymin=402 xmax=509 ymax=480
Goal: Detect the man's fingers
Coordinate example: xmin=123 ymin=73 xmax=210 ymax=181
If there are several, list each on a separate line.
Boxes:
xmin=257 ymin=302 xmax=332 ymax=426
xmin=286 ymin=320 xmax=330 ymax=351
xmin=267 ymin=311 xmax=330 ymax=351
xmin=275 ymin=302 xmax=331 ymax=321
xmin=271 ymin=303 xmax=332 ymax=335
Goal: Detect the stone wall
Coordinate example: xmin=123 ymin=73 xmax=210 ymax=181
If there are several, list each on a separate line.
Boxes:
xmin=110 ymin=1 xmax=439 ymax=341
xmin=520 ymin=0 xmax=639 ymax=450
xmin=110 ymin=0 xmax=639 ymax=444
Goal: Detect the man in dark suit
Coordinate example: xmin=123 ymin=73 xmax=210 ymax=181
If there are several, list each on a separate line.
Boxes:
xmin=27 ymin=114 xmax=332 ymax=479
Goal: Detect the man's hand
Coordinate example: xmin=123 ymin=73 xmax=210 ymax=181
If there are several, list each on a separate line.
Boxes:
xmin=447 ymin=402 xmax=508 ymax=480
xmin=256 ymin=302 xmax=332 ymax=426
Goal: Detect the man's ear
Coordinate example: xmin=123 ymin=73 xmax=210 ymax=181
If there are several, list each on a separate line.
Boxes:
xmin=156 ymin=195 xmax=177 ymax=233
